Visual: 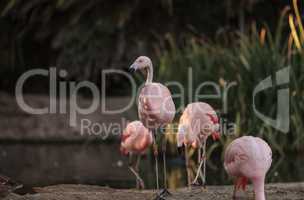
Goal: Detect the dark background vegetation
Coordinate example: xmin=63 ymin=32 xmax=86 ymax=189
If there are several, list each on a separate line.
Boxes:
xmin=0 ymin=0 xmax=293 ymax=93
xmin=0 ymin=0 xmax=303 ymax=148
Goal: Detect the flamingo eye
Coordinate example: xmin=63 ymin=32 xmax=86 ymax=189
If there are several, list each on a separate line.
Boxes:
xmin=138 ymin=59 xmax=143 ymax=63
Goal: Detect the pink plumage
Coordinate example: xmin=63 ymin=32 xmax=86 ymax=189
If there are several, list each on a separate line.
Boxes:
xmin=177 ymin=102 xmax=220 ymax=148
xmin=224 ymin=136 xmax=272 ymax=200
xmin=129 ymin=56 xmax=176 ymax=129
xmin=129 ymin=56 xmax=176 ymax=191
xmin=138 ymin=83 xmax=175 ymax=129
xmin=177 ymin=102 xmax=220 ymax=186
xmin=120 ymin=121 xmax=153 ymax=155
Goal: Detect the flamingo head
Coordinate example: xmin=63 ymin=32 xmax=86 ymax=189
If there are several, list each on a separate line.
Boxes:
xmin=121 ymin=131 xmax=130 ymax=143
xmin=176 ymin=124 xmax=188 ymax=154
xmin=120 ymin=125 xmax=132 ymax=155
xmin=177 ymin=124 xmax=188 ymax=147
xmin=206 ymin=113 xmax=221 ymax=141
xmin=129 ymin=56 xmax=152 ymax=72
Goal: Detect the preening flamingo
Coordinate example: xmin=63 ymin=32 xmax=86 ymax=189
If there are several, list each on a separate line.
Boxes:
xmin=120 ymin=121 xmax=153 ymax=189
xmin=224 ymin=136 xmax=272 ymax=200
xmin=177 ymin=102 xmax=220 ymax=187
xmin=129 ymin=56 xmax=176 ymax=195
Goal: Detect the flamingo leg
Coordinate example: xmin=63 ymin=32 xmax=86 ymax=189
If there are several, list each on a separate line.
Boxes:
xmin=192 ymin=139 xmax=206 ymax=187
xmin=128 ymin=166 xmax=145 ymax=189
xmin=184 ymin=145 xmax=192 ymax=188
xmin=197 ymin=148 xmax=204 ymax=183
xmin=198 ymin=147 xmax=201 ymax=164
xmin=192 ymin=153 xmax=203 ymax=185
xmin=160 ymin=132 xmax=171 ymax=196
xmin=135 ymin=155 xmax=144 ymax=189
xmin=152 ymin=130 xmax=160 ymax=190
xmin=162 ymin=133 xmax=167 ymax=189
xmin=202 ymin=140 xmax=206 ymax=188
xmin=153 ymin=130 xmax=170 ymax=200
xmin=128 ymin=154 xmax=145 ymax=189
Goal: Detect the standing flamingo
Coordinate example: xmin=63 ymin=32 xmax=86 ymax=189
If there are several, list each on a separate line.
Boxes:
xmin=177 ymin=102 xmax=220 ymax=187
xmin=129 ymin=56 xmax=176 ymax=196
xmin=120 ymin=121 xmax=153 ymax=189
xmin=224 ymin=136 xmax=272 ymax=200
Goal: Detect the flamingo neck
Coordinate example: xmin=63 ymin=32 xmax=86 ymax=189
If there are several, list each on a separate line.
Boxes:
xmin=145 ymin=63 xmax=153 ymax=85
xmin=252 ymin=177 xmax=266 ymax=200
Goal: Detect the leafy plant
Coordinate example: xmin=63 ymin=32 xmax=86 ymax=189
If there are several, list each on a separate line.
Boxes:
xmin=158 ymin=7 xmax=303 ymax=157
xmin=289 ymin=0 xmax=304 ymax=52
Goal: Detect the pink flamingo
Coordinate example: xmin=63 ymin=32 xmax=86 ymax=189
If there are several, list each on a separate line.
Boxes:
xmin=224 ymin=136 xmax=272 ymax=200
xmin=120 ymin=121 xmax=153 ymax=189
xmin=177 ymin=102 xmax=220 ymax=187
xmin=129 ymin=56 xmax=176 ymax=195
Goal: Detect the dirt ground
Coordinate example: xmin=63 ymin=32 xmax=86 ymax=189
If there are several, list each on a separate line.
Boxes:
xmin=5 ymin=182 xmax=304 ymax=200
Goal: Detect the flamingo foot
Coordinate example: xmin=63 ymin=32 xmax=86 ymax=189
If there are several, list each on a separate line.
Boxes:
xmin=128 ymin=166 xmax=145 ymax=190
xmin=152 ymin=188 xmax=171 ymax=200
xmin=191 ymin=181 xmax=203 ymax=187
xmin=191 ymin=181 xmax=207 ymax=190
xmin=159 ymin=188 xmax=171 ymax=196
xmin=153 ymin=194 xmax=165 ymax=200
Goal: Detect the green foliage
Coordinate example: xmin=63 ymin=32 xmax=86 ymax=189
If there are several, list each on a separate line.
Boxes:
xmin=157 ymin=20 xmax=303 ymax=153
xmin=0 ymin=0 xmax=286 ymax=78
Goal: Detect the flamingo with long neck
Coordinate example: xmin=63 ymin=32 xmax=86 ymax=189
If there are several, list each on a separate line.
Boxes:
xmin=129 ymin=56 xmax=176 ymax=197
xmin=224 ymin=136 xmax=272 ymax=200
xmin=120 ymin=121 xmax=153 ymax=189
xmin=177 ymin=102 xmax=220 ymax=187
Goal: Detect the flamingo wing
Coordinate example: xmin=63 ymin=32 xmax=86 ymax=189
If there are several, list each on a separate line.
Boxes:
xmin=224 ymin=139 xmax=249 ymax=177
xmin=138 ymin=83 xmax=175 ymax=128
xmin=224 ymin=136 xmax=272 ymax=179
xmin=120 ymin=121 xmax=153 ymax=154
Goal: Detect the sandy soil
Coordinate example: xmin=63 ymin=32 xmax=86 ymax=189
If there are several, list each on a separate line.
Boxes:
xmin=5 ymin=183 xmax=304 ymax=200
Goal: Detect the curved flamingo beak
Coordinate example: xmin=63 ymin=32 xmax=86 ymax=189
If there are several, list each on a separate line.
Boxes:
xmin=212 ymin=131 xmax=220 ymax=141
xmin=211 ymin=123 xmax=220 ymax=141
xmin=129 ymin=63 xmax=138 ymax=73
xmin=206 ymin=113 xmax=221 ymax=141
